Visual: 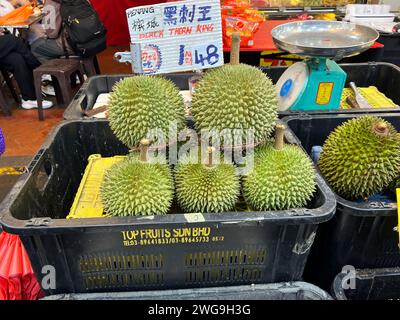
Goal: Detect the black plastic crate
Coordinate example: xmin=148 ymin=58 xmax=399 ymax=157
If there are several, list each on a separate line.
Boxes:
xmin=42 ymin=282 xmax=332 ymax=300
xmin=0 ymin=120 xmax=335 ymax=295
xmin=332 ymin=268 xmax=400 ymax=300
xmin=376 ymin=33 xmax=400 ymax=66
xmin=63 ymin=63 xmax=400 ymax=120
xmin=283 ymin=113 xmax=400 ymax=291
xmin=63 ymin=73 xmax=195 ymax=120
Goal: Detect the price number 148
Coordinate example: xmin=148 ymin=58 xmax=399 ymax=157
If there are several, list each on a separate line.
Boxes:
xmin=193 ymin=44 xmax=219 ymax=67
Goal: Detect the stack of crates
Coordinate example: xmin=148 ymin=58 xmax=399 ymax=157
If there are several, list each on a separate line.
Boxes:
xmin=5 ymin=61 xmax=400 ymax=298
xmin=0 ymin=118 xmax=336 ymax=296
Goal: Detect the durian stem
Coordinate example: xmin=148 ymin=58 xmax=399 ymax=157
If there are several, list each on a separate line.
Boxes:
xmin=230 ymin=32 xmax=241 ymax=65
xmin=373 ymin=121 xmax=389 ymax=137
xmin=206 ymin=146 xmax=215 ymax=167
xmin=274 ymin=124 xmax=285 ymax=150
xmin=140 ymin=138 xmax=150 ymax=162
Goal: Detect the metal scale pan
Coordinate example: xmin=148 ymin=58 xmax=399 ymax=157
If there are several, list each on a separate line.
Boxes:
xmin=271 ymin=20 xmax=379 ymax=60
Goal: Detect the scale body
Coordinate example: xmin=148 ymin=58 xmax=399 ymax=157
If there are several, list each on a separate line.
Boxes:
xmin=271 ymin=20 xmax=379 ymax=112
xmin=277 ymin=58 xmax=347 ymax=111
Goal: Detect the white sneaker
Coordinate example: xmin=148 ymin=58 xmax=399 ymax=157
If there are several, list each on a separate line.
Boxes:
xmin=42 ymin=74 xmax=52 ymax=82
xmin=41 ymin=84 xmax=56 ymax=96
xmin=21 ymin=99 xmax=53 ymax=110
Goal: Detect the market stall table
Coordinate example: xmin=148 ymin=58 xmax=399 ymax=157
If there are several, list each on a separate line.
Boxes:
xmin=0 ymin=13 xmax=44 ymax=37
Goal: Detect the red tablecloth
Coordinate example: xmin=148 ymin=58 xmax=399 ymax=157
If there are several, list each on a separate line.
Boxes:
xmin=223 ymin=20 xmax=286 ymax=52
xmin=223 ymin=20 xmax=383 ymax=52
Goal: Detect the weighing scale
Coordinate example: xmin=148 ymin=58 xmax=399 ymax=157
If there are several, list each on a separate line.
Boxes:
xmin=271 ymin=21 xmax=379 ymax=111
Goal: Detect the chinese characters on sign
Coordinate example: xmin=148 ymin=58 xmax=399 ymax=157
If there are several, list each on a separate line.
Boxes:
xmin=126 ymin=0 xmax=223 ymax=74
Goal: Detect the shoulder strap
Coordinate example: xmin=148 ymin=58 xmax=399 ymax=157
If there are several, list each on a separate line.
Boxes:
xmin=61 ymin=23 xmax=69 ymax=59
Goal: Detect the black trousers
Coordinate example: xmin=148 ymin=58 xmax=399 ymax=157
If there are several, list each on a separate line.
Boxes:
xmin=0 ymin=34 xmax=40 ymax=101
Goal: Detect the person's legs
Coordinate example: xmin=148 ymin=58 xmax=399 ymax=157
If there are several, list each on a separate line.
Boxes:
xmin=0 ymin=52 xmax=36 ymax=101
xmin=30 ymin=38 xmax=65 ymax=64
xmin=0 ymin=34 xmax=40 ymax=69
xmin=0 ymin=51 xmax=53 ymax=109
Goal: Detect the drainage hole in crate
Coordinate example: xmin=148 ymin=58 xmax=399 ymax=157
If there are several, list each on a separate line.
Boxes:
xmin=79 ymin=253 xmax=164 ymax=273
xmin=184 ymin=248 xmax=266 ymax=267
xmin=185 ymin=267 xmax=263 ymax=284
xmin=35 ymin=159 xmax=53 ymax=192
xmin=184 ymin=248 xmax=266 ymax=284
xmin=83 ymin=271 xmax=164 ymax=290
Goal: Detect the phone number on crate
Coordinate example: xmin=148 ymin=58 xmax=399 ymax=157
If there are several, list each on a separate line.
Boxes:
xmin=123 ymin=236 xmax=225 ymax=247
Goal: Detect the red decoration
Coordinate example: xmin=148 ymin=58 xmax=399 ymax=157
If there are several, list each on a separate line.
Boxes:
xmin=90 ymin=0 xmax=168 ymax=46
xmin=0 ymin=232 xmax=43 ymax=300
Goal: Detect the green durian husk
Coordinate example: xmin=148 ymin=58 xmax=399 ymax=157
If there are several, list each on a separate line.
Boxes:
xmin=191 ymin=64 xmax=278 ymax=145
xmin=243 ymin=143 xmax=317 ymax=211
xmin=318 ymin=116 xmax=400 ymax=200
xmin=175 ymin=152 xmax=240 ymax=214
xmin=100 ymin=157 xmax=174 ymax=217
xmin=108 ymin=76 xmax=186 ymax=148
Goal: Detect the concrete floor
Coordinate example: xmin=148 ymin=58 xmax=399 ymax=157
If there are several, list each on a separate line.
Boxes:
xmin=0 ymin=156 xmax=31 ymax=203
xmin=0 ymin=46 xmax=131 ymax=201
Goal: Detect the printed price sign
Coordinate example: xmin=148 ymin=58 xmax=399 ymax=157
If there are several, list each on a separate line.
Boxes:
xmin=126 ymin=0 xmax=223 ymax=74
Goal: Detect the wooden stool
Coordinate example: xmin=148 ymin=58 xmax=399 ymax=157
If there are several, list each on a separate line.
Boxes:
xmin=0 ymin=68 xmax=21 ymax=116
xmin=80 ymin=55 xmax=101 ymax=77
xmin=61 ymin=55 xmax=101 ymax=78
xmin=0 ymin=89 xmax=11 ymax=116
xmin=33 ymin=59 xmax=85 ymax=121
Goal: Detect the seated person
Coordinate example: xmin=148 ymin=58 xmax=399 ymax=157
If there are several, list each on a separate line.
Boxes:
xmin=0 ymin=31 xmax=52 ymax=109
xmin=29 ymin=0 xmax=74 ymax=63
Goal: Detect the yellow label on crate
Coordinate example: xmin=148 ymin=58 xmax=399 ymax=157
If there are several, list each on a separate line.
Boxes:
xmin=316 ymin=82 xmax=334 ymax=105
xmin=120 ymin=227 xmax=225 ymax=247
xmin=397 ymin=188 xmax=400 ymax=247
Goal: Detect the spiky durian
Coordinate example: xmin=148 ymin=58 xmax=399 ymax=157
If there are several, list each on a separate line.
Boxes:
xmin=175 ymin=148 xmax=240 ymax=213
xmin=243 ymin=124 xmax=316 ymax=211
xmin=101 ymin=140 xmax=174 ymax=216
xmin=191 ymin=64 xmax=278 ymax=144
xmin=107 ymin=76 xmax=186 ymax=148
xmin=318 ymin=116 xmax=400 ymax=200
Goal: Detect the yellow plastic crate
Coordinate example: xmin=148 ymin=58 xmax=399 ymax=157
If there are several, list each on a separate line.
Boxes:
xmin=341 ymin=86 xmax=399 ymax=110
xmin=67 ymin=154 xmax=126 ymax=219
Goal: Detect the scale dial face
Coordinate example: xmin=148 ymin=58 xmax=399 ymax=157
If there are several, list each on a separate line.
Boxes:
xmin=276 ymin=62 xmax=309 ymax=111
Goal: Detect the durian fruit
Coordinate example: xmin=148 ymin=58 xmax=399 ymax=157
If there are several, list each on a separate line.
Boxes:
xmin=108 ymin=76 xmax=186 ymax=148
xmin=175 ymin=147 xmax=240 ymax=213
xmin=191 ymin=33 xmax=277 ymax=145
xmin=101 ymin=139 xmax=174 ymax=216
xmin=243 ymin=124 xmax=316 ymax=211
xmin=318 ymin=116 xmax=400 ymax=200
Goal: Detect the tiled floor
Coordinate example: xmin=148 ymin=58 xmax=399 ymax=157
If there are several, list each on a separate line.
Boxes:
xmin=0 ymin=108 xmax=64 ymax=157
xmin=0 ymin=46 xmax=130 ymax=158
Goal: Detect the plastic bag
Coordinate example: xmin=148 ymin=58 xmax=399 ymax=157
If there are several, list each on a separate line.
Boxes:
xmin=223 ymin=16 xmax=259 ymax=47
xmin=0 ymin=232 xmax=43 ymax=300
xmin=0 ymin=3 xmax=36 ymax=26
xmin=221 ymin=0 xmax=265 ymax=48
